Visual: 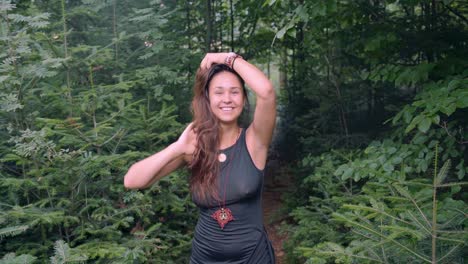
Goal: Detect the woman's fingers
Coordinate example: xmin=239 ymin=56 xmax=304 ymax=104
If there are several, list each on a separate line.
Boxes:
xmin=200 ymin=53 xmax=228 ymax=69
xmin=200 ymin=56 xmax=208 ymax=69
xmin=200 ymin=54 xmax=212 ymax=69
xmin=180 ymin=123 xmax=194 ymax=141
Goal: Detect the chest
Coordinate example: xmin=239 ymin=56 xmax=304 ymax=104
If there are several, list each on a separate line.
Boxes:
xmin=218 ymin=152 xmax=263 ymax=204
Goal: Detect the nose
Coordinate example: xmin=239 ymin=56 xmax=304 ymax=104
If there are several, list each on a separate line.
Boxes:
xmin=222 ymin=92 xmax=232 ymax=103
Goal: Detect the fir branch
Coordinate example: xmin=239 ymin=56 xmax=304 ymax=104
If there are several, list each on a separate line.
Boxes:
xmin=407 ymin=211 xmax=432 ymax=235
xmin=333 ymin=212 xmax=432 ymax=263
xmin=437 ymin=244 xmax=462 ymax=263
xmin=343 ymin=204 xmax=414 ymax=227
xmin=392 ymin=184 xmax=432 ymax=229
xmin=0 ymin=225 xmax=28 ymax=239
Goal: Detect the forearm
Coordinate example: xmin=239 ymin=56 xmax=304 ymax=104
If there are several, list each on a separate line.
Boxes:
xmin=232 ymin=58 xmax=275 ymax=100
xmin=124 ymin=142 xmax=184 ymax=189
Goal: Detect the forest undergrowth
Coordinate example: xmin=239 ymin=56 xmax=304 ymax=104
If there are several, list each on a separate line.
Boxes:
xmin=1 ymin=0 xmax=467 ymax=263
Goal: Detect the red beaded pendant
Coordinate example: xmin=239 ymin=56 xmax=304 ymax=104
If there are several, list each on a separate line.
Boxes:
xmin=211 ymin=207 xmax=234 ymax=229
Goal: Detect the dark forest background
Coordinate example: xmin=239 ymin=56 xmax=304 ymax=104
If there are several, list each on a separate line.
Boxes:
xmin=0 ymin=0 xmax=466 ymax=263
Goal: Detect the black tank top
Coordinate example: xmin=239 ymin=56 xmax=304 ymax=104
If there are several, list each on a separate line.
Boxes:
xmin=190 ymin=128 xmax=275 ymax=264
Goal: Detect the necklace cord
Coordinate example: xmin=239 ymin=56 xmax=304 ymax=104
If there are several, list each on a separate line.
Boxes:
xmin=218 ymin=128 xmax=241 ymax=209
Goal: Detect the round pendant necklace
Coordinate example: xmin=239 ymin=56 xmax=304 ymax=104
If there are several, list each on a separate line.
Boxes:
xmin=218 ymin=153 xmax=227 ymax=162
xmin=211 ymin=128 xmax=241 ymax=230
xmin=217 ymin=128 xmax=241 ymax=163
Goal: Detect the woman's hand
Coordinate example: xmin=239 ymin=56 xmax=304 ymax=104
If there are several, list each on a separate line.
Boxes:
xmin=176 ymin=123 xmax=197 ymax=156
xmin=200 ymin=53 xmax=230 ymax=69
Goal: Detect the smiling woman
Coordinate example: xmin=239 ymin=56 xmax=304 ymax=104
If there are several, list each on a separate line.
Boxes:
xmin=204 ymin=66 xmax=247 ymax=130
xmin=123 ymin=52 xmax=276 ymax=263
xmin=209 ymin=71 xmax=245 ymax=123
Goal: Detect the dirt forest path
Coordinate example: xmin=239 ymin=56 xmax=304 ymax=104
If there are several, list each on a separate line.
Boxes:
xmin=262 ymin=160 xmax=292 ymax=264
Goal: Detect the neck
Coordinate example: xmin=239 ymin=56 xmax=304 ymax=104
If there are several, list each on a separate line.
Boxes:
xmin=219 ymin=123 xmax=240 ymax=149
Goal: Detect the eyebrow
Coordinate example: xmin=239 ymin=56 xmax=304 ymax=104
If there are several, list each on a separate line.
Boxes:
xmin=214 ymin=86 xmax=241 ymax=90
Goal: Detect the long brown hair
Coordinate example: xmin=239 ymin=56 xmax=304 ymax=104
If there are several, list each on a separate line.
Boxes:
xmin=189 ymin=64 xmax=247 ymax=202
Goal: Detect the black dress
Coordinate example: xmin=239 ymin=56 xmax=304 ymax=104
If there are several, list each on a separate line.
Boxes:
xmin=190 ymin=128 xmax=275 ymax=264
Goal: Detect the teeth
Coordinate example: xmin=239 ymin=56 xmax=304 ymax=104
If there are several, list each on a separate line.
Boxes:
xmin=221 ymin=107 xmax=233 ymax=111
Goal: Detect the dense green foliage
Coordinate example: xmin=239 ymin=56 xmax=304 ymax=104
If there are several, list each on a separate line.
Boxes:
xmin=265 ymin=0 xmax=468 ymax=263
xmin=0 ymin=0 xmax=467 ymax=263
xmin=0 ymin=0 xmax=198 ymax=262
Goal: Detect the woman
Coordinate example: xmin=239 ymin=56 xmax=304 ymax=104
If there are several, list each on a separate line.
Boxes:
xmin=124 ymin=52 xmax=276 ymax=263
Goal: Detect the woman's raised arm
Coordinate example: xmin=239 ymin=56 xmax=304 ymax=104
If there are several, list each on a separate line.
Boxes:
xmin=123 ymin=123 xmax=196 ymax=189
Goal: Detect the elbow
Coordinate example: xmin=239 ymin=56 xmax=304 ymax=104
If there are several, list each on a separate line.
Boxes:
xmin=124 ymin=176 xmax=136 ymax=190
xmin=258 ymin=83 xmax=275 ymax=101
xmin=123 ymin=165 xmax=140 ymax=190
xmin=123 ymin=176 xmax=134 ymax=189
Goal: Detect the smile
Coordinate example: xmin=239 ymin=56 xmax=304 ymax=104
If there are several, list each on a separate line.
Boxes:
xmin=221 ymin=107 xmax=234 ymax=111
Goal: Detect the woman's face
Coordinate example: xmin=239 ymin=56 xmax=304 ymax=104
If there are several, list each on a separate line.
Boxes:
xmin=208 ymin=71 xmax=244 ymax=125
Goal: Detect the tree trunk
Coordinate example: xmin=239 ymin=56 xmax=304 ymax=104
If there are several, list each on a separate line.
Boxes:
xmin=113 ymin=0 xmax=118 ymax=62
xmin=279 ymin=48 xmax=287 ymax=90
xmin=216 ymin=0 xmax=223 ymax=51
xmin=205 ymin=0 xmax=212 ymax=52
xmin=230 ymin=0 xmax=234 ymax=51
xmin=332 ymin=0 xmax=349 ymax=143
xmin=186 ymin=0 xmax=192 ymax=78
xmin=61 ymin=0 xmax=72 ymax=116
